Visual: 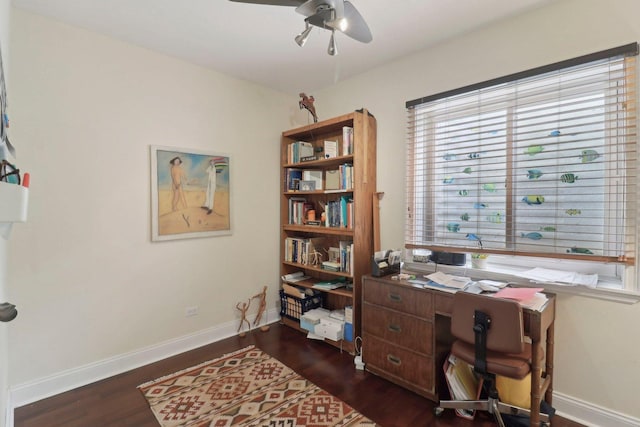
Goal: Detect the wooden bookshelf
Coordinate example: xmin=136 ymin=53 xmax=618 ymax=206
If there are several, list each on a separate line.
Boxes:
xmin=280 ymin=109 xmax=377 ymax=353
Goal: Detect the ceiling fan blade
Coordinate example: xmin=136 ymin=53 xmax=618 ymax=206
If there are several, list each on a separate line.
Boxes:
xmin=339 ymin=1 xmax=372 ymax=43
xmin=229 ymin=0 xmax=305 ymax=6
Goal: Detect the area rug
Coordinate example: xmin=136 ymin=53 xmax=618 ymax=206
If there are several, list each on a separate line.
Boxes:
xmin=138 ymin=345 xmax=376 ymax=427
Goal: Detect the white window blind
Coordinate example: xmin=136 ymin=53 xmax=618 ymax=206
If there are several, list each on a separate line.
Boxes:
xmin=406 ymin=44 xmax=638 ymax=270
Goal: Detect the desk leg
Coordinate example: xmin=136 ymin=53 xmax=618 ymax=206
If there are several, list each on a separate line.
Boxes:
xmin=530 ymin=339 xmax=542 ymax=427
xmin=545 ymin=318 xmax=555 ymax=406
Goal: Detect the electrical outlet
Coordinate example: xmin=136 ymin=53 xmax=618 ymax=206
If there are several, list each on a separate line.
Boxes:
xmin=185 ymin=306 xmax=198 ymax=317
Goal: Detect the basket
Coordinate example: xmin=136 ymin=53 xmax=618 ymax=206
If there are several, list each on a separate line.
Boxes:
xmin=279 ymin=289 xmax=323 ymax=320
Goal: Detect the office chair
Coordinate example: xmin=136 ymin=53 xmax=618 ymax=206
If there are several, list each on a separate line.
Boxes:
xmin=437 ymin=292 xmax=550 ymax=426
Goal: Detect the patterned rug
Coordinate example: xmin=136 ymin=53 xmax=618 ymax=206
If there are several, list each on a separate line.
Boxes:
xmin=138 ymin=345 xmax=376 ymax=427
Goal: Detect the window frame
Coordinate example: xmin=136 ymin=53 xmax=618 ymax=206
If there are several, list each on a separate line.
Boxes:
xmin=405 ymin=43 xmax=640 ymax=299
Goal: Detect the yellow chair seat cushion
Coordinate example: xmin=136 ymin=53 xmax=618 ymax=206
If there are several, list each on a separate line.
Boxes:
xmin=496 ymin=372 xmax=531 ymax=409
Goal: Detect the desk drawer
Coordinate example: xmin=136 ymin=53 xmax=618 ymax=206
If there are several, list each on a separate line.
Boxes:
xmin=435 ymin=293 xmax=454 ymax=315
xmin=363 ymin=277 xmax=433 ymax=318
xmin=362 ymin=302 xmax=433 ymax=355
xmin=363 ymin=333 xmax=434 ymax=393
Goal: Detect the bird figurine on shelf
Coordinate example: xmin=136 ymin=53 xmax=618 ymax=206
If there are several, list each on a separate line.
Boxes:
xmin=299 ymin=93 xmax=318 ymax=123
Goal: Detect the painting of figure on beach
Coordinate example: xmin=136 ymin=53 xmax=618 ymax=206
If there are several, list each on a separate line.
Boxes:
xmin=150 ymin=146 xmax=231 ymax=241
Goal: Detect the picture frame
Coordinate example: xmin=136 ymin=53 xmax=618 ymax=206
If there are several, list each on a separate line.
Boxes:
xmin=150 ymin=145 xmax=231 ymax=241
xmin=299 ymin=180 xmax=316 ymax=191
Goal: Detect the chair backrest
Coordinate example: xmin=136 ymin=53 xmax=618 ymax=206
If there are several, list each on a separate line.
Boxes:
xmin=451 ymin=292 xmax=525 ymax=354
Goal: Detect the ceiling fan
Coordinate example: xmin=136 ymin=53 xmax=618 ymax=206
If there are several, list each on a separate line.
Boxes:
xmin=228 ymin=0 xmax=372 ymax=55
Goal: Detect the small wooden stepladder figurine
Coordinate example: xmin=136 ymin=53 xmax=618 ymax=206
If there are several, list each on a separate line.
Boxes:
xmin=252 ymin=285 xmax=270 ymax=332
xmin=236 ymin=298 xmax=251 ymax=337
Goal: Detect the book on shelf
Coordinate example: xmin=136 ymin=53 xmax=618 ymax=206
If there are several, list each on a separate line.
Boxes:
xmin=321 ymin=261 xmax=341 ymax=272
xmin=281 ymin=271 xmax=309 ymax=282
xmin=288 ymin=141 xmax=314 ymax=164
xmin=339 ymin=240 xmax=354 ymax=274
xmin=312 ymin=278 xmax=348 ymax=290
xmin=322 ymin=196 xmax=353 ymax=228
xmin=342 ymin=126 xmax=353 ymax=156
xmin=325 ymin=169 xmax=340 ymax=190
xmin=339 ymin=163 xmax=353 ymax=190
xmin=288 ymin=197 xmax=308 ymax=225
xmin=285 ymin=169 xmax=303 ymax=191
xmin=284 ymin=236 xmax=325 ymax=265
xmin=324 ymin=140 xmax=338 ymax=159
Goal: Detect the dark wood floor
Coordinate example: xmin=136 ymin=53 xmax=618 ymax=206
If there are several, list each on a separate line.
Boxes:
xmin=15 ymin=322 xmax=583 ymax=427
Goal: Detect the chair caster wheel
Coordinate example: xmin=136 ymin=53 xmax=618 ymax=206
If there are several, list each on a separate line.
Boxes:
xmin=434 ymin=407 xmax=444 ymax=417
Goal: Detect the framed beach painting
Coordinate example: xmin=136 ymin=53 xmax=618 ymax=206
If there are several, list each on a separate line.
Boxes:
xmin=150 ymin=145 xmax=231 ymax=241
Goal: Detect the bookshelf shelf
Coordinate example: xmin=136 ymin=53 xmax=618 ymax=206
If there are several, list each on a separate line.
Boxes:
xmin=280 ymin=109 xmax=376 ymax=353
xmin=282 ymin=261 xmax=353 ymax=278
xmin=282 ymin=224 xmax=355 ymax=236
xmin=282 ymin=277 xmax=354 ymax=298
xmin=284 ymin=154 xmax=354 ymax=169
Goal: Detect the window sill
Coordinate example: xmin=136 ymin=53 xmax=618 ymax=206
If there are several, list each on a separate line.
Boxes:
xmin=402 ymin=261 xmax=640 ymax=305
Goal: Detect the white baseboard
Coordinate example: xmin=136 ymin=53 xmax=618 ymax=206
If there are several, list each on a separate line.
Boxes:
xmin=6 ymin=309 xmax=279 ymax=426
xmin=554 ymin=392 xmax=640 ymax=427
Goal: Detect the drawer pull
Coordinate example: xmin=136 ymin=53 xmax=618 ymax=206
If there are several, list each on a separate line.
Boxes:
xmin=388 ymin=293 xmax=402 ymax=302
xmin=388 ymin=324 xmax=402 ymax=333
xmin=387 ymin=354 xmax=402 ymax=366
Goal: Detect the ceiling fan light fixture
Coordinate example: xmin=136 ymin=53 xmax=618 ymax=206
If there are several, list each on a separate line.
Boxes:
xmin=294 ymin=21 xmax=313 ymax=47
xmin=294 ymin=22 xmax=313 ymax=47
xmin=327 ymin=29 xmax=337 ymax=56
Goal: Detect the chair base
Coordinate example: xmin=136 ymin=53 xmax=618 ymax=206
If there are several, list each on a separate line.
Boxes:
xmin=437 ymin=396 xmax=549 ymax=427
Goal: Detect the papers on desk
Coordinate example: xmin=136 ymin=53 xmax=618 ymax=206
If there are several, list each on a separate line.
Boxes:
xmin=518 ymin=267 xmax=598 ymax=288
xmin=493 ymin=287 xmax=548 ymax=311
xmin=426 ymin=272 xmax=471 ymax=289
xmin=409 ymin=272 xmax=472 ymax=293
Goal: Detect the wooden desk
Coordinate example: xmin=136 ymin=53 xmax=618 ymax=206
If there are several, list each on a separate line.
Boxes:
xmin=362 ymin=275 xmax=555 ymax=427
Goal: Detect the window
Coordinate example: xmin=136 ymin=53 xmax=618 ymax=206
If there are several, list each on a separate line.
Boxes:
xmin=405 ymin=43 xmax=639 ymax=293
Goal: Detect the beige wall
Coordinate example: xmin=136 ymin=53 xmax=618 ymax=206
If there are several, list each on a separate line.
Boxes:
xmin=7 ymin=9 xmax=303 ymax=390
xmin=1 ymin=0 xmax=11 ymax=425
xmin=315 ymin=0 xmax=640 ymax=422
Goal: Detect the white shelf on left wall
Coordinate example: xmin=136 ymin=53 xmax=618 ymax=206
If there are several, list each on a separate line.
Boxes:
xmin=0 ymin=180 xmax=29 ymax=239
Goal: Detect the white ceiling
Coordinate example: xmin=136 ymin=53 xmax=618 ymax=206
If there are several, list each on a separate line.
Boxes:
xmin=12 ymin=0 xmax=558 ymax=95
